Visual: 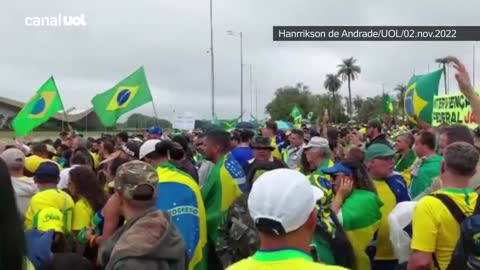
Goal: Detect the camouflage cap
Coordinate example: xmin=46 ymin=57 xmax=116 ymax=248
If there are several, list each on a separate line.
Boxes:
xmin=114 ymin=161 xmax=158 ymax=201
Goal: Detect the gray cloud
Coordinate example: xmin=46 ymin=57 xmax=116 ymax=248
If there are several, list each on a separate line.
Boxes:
xmin=0 ymin=0 xmax=479 ymax=121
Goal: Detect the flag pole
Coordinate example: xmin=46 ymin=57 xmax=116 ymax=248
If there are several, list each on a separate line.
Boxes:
xmin=151 ymin=101 xmax=159 ymax=126
xmin=51 ymin=76 xmax=69 ymax=130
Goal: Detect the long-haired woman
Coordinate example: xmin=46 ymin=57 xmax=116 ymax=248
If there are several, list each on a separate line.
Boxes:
xmin=68 ymin=166 xmax=107 ymax=259
xmin=0 ymin=158 xmax=32 ymax=269
xmin=322 ymin=159 xmax=383 ymax=270
xmin=83 ymin=158 xmax=128 ymax=251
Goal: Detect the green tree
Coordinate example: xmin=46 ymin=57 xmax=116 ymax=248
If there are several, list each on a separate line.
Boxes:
xmin=356 ymin=95 xmax=384 ymax=123
xmin=312 ymin=93 xmax=348 ymax=123
xmin=125 ymin=113 xmax=172 ymax=129
xmin=323 ymin=74 xmax=342 ymax=123
xmin=337 ymin=57 xmax=361 ymax=119
xmin=265 ymin=83 xmax=315 ymax=120
xmin=352 ymin=95 xmax=364 ymax=119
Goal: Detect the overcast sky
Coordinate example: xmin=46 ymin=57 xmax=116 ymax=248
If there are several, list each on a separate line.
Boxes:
xmin=0 ymin=0 xmax=479 ymax=121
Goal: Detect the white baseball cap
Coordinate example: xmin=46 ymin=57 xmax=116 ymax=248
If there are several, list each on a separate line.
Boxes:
xmin=0 ymin=148 xmax=25 ymax=168
xmin=248 ymin=168 xmax=323 ymax=235
xmin=303 ymin=136 xmax=329 ymax=149
xmin=139 ymin=139 xmax=161 ymax=160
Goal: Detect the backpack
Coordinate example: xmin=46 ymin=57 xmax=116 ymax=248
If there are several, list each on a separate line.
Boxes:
xmin=429 ymin=193 xmax=480 ymax=270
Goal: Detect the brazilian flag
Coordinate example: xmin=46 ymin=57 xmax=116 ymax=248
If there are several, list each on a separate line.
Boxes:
xmin=214 ymin=116 xmax=241 ymax=132
xmin=12 ymin=77 xmax=65 ymax=137
xmin=382 ymin=94 xmax=394 ymax=114
xmin=341 ymin=190 xmax=383 ymax=270
xmin=404 ymin=69 xmax=442 ymax=124
xmin=201 ymin=153 xmax=244 ymax=267
xmin=91 ymin=67 xmax=153 ymax=127
xmin=289 ymin=105 xmax=302 ymax=128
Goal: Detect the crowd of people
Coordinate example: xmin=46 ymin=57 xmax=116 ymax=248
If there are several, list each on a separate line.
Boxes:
xmin=2 ymin=56 xmax=480 ymax=270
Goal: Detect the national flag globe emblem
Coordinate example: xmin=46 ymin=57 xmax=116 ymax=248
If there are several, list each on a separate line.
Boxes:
xmin=105 ymin=86 xmax=140 ymax=111
xmin=116 ymin=89 xmax=132 ymax=106
xmin=27 ymin=91 xmax=56 ymax=119
xmin=404 ymin=87 xmax=415 ymax=117
xmin=30 ymin=96 xmax=46 ymax=115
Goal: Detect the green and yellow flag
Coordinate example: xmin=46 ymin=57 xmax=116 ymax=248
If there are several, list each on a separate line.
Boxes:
xmin=382 ymin=94 xmax=394 ymax=113
xmin=91 ymin=67 xmax=153 ymax=127
xmin=341 ymin=190 xmax=383 ymax=270
xmin=289 ymin=105 xmax=302 ymax=128
xmin=307 ymin=111 xmax=314 ymax=121
xmin=214 ymin=116 xmax=241 ymax=132
xmin=201 ymin=153 xmax=244 ymax=264
xmin=404 ymin=69 xmax=442 ymax=124
xmin=12 ymin=77 xmax=65 ymax=137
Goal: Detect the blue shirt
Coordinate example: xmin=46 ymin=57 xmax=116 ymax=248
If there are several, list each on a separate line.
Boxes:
xmin=231 ymin=147 xmax=254 ymax=166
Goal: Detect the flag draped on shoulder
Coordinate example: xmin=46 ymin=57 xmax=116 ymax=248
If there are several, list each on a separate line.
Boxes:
xmin=404 ymin=69 xmax=442 ymax=124
xmin=91 ymin=67 xmax=153 ymax=127
xmin=201 ymin=153 xmax=244 ymax=250
xmin=341 ymin=190 xmax=383 ymax=270
xmin=155 ymin=162 xmax=207 ymax=270
xmin=13 ymin=77 xmax=64 ymax=137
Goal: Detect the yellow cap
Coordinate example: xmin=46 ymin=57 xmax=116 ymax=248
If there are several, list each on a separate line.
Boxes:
xmin=359 ymin=127 xmax=367 ymax=135
xmin=32 ymin=207 xmax=64 ymax=233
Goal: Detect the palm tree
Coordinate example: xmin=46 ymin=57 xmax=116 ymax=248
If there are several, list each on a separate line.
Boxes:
xmin=296 ymin=82 xmax=309 ymax=92
xmin=337 ymin=57 xmax=361 ymax=119
xmin=394 ymin=84 xmax=407 ymax=120
xmin=435 ymin=57 xmax=452 ymax=95
xmin=324 ymin=74 xmax=342 ymax=123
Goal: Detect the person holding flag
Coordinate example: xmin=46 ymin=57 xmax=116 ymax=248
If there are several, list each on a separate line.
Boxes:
xmin=140 ymin=139 xmax=207 ymax=270
xmin=322 ymin=160 xmax=383 ymax=270
xmin=201 ymin=130 xmax=245 ymax=270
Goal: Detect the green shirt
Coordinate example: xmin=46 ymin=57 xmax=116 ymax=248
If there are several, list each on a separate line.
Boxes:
xmin=410 ymin=154 xmax=443 ymax=199
xmin=314 ymin=159 xmax=334 ymax=179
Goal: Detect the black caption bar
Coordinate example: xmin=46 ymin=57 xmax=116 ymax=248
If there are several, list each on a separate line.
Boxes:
xmin=273 ymin=26 xmax=480 ymax=41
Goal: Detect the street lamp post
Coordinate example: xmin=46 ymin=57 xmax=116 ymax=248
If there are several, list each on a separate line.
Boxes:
xmin=228 ymin=30 xmax=244 ymax=121
xmin=209 ymin=0 xmax=215 ymax=120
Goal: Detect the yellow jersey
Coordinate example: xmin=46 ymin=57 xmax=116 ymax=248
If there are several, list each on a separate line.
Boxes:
xmin=90 ymin=152 xmax=100 ymax=169
xmin=411 ymin=188 xmax=478 ymax=270
xmin=227 ymin=249 xmax=348 ymax=270
xmin=24 ymin=189 xmax=74 ymax=233
xmin=72 ymin=198 xmax=95 ymax=231
xmin=270 ymin=137 xmax=282 ymax=160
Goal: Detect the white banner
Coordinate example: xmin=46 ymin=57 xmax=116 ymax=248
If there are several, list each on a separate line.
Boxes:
xmin=173 ymin=112 xmax=196 ymax=130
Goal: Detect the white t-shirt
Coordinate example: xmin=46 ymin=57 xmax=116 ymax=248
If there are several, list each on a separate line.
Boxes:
xmin=57 ymin=165 xmax=81 ymax=190
xmin=11 ymin=176 xmax=38 ymax=217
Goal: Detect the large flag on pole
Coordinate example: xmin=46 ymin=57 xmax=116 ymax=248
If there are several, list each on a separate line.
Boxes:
xmin=91 ymin=67 xmax=153 ymax=127
xmin=404 ymin=69 xmax=442 ymax=124
xmin=12 ymin=77 xmax=65 ymax=137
